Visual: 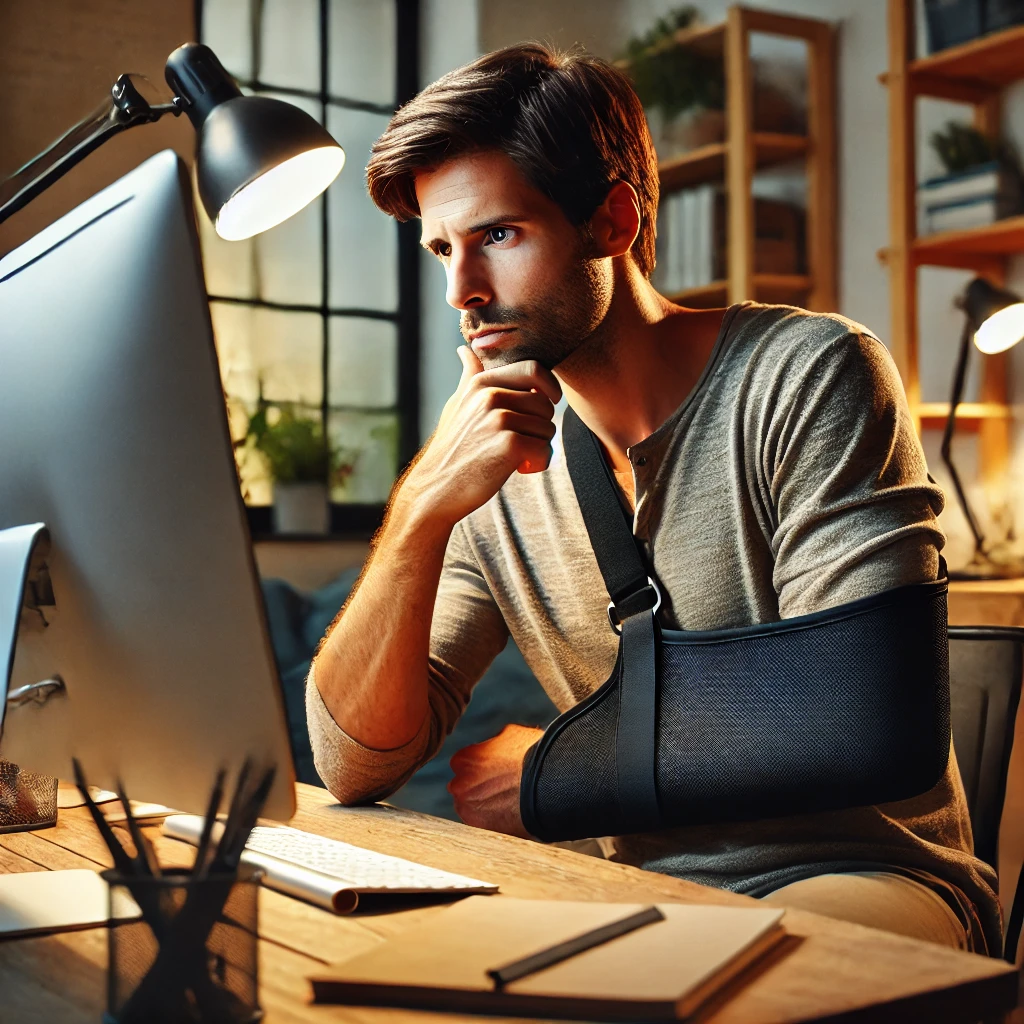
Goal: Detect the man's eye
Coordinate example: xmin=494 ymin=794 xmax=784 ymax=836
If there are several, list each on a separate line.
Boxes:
xmin=486 ymin=227 xmax=513 ymax=244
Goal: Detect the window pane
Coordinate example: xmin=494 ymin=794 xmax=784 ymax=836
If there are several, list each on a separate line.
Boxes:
xmin=327 ymin=106 xmax=398 ymax=310
xmin=209 ymin=302 xmax=323 ymax=407
xmin=329 ymin=0 xmax=395 ymax=106
xmin=259 ymin=0 xmax=319 ymax=91
xmin=195 ymin=180 xmax=256 ymax=299
xmin=328 ymin=317 xmax=397 ymax=408
xmin=202 ymin=0 xmax=253 ymax=81
xmin=255 ymin=195 xmax=323 ymax=306
xmin=328 ymin=411 xmax=398 ymax=503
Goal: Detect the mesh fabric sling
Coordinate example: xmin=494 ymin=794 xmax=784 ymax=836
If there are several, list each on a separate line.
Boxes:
xmin=519 ymin=407 xmax=951 ymax=842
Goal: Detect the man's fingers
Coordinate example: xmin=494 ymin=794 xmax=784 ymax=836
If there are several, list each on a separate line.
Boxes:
xmin=516 ymin=435 xmax=555 ymax=474
xmin=474 ymin=359 xmax=562 ymax=405
xmin=479 ymin=387 xmax=555 ymax=420
xmin=456 ymin=345 xmax=484 ymax=391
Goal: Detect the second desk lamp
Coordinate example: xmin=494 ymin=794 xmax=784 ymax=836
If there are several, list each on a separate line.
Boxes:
xmin=943 ymin=277 xmax=1024 ymax=579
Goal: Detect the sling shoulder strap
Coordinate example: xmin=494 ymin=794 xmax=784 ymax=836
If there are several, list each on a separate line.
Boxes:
xmin=561 ymin=406 xmax=661 ymax=825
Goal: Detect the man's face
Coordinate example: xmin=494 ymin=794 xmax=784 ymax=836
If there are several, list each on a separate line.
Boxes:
xmin=416 ymin=151 xmax=613 ymax=369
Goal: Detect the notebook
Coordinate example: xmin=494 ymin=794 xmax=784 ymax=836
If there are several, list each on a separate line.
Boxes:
xmin=0 ymin=869 xmax=139 ymax=938
xmin=310 ymin=896 xmax=786 ymax=1020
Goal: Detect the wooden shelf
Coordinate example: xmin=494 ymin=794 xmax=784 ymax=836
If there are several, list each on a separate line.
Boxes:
xmin=668 ymin=273 xmax=812 ymax=309
xmin=909 ymin=24 xmax=1024 ymax=100
xmin=916 ymin=402 xmax=1013 ymax=428
xmin=912 ymin=215 xmax=1024 ymax=267
xmin=659 ymin=133 xmax=808 ymax=191
xmin=615 ymin=21 xmax=725 ymax=69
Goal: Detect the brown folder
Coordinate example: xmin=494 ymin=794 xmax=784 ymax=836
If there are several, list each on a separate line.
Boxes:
xmin=310 ymin=897 xmax=786 ymax=1020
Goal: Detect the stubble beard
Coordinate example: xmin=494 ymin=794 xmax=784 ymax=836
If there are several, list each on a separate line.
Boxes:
xmin=460 ymin=247 xmax=613 ymax=371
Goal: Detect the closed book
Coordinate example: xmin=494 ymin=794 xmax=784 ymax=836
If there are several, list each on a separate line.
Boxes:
xmin=924 ymin=195 xmax=1012 ymax=234
xmin=917 ymin=163 xmax=1021 ymax=225
xmin=680 ymin=190 xmax=697 ymax=291
xmin=310 ymin=896 xmax=787 ymax=1021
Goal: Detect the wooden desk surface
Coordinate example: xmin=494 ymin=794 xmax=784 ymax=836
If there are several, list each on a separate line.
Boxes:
xmin=0 ymin=782 xmax=1017 ymax=1023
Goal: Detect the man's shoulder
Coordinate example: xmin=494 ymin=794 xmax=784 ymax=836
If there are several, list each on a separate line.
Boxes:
xmin=731 ymin=301 xmax=882 ymax=358
xmin=725 ymin=302 xmax=894 ymax=396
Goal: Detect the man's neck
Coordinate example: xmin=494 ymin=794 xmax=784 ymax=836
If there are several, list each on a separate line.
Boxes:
xmin=555 ymin=260 xmax=726 ymax=477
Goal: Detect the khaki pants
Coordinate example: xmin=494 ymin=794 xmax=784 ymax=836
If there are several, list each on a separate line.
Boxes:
xmin=762 ymin=871 xmax=968 ymax=950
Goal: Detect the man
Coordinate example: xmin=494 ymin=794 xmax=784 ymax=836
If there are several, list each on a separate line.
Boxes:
xmin=307 ymin=44 xmax=1000 ymax=953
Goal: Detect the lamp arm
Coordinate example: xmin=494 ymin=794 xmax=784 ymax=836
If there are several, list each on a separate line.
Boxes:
xmin=940 ymin=318 xmax=986 ymax=554
xmin=0 ymin=75 xmax=182 ymax=227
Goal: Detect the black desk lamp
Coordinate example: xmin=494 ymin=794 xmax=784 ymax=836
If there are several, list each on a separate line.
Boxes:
xmin=943 ymin=277 xmax=1024 ymax=579
xmin=0 ymin=43 xmax=345 ymax=239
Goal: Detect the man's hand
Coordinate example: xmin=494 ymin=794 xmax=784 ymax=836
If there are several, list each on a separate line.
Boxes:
xmin=397 ymin=347 xmax=562 ymax=529
xmin=448 ymin=724 xmax=544 ymax=838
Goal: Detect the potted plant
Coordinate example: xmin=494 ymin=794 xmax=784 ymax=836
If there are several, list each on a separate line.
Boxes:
xmin=241 ymin=401 xmax=357 ymax=535
xmin=621 ymin=6 xmax=725 ymax=159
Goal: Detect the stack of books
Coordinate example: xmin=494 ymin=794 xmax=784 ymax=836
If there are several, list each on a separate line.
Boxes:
xmin=653 ymin=186 xmax=719 ymax=296
xmin=917 ymin=162 xmax=1021 ymax=235
xmin=653 ymin=189 xmax=804 ymax=297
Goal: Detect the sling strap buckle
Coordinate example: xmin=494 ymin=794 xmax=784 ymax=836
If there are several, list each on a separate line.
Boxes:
xmin=607 ymin=577 xmax=662 ymax=634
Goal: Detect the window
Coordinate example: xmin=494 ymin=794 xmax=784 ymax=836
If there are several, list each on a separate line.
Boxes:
xmin=197 ymin=0 xmax=420 ymax=535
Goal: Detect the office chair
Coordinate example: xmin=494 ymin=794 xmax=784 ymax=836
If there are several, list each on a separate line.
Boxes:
xmin=948 ymin=625 xmax=1024 ymax=962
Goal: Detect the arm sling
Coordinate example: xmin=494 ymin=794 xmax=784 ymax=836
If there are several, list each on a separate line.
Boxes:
xmin=519 ymin=406 xmax=951 ymax=842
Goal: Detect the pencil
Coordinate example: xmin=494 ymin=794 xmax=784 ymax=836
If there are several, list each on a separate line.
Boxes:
xmin=486 ymin=905 xmax=665 ymax=988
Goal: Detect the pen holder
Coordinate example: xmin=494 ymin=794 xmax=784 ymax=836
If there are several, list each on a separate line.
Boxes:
xmin=103 ymin=865 xmax=263 ymax=1024
xmin=0 ymin=759 xmax=58 ymax=833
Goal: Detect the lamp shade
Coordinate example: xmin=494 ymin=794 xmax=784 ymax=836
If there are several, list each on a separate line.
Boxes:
xmin=962 ymin=277 xmax=1024 ymax=355
xmin=165 ymin=43 xmax=345 ymax=240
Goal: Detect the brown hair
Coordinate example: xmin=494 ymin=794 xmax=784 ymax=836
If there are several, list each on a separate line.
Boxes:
xmin=366 ymin=44 xmax=660 ymax=277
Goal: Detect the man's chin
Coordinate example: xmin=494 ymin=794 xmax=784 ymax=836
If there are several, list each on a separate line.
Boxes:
xmin=477 ymin=343 xmax=568 ymax=372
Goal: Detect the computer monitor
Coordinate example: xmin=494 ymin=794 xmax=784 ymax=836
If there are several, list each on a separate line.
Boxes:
xmin=0 ymin=150 xmax=296 ymax=821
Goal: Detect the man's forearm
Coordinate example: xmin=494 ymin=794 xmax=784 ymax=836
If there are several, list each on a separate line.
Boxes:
xmin=312 ymin=492 xmax=452 ymax=751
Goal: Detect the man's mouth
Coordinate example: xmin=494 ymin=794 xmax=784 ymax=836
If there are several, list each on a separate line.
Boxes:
xmin=467 ymin=326 xmax=517 ymax=351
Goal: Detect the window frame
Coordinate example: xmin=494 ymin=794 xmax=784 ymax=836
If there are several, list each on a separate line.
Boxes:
xmin=195 ymin=0 xmax=420 ymax=539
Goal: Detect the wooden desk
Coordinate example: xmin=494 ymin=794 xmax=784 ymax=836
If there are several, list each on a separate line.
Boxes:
xmin=0 ymin=782 xmax=1018 ymax=1023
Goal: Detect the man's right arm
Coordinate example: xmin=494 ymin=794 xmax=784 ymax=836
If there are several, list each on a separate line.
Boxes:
xmin=308 ymin=348 xmax=560 ymax=801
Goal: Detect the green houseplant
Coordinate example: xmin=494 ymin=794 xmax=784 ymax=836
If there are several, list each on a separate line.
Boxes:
xmin=241 ymin=401 xmax=357 ymax=534
xmin=622 ymin=6 xmax=725 ymax=157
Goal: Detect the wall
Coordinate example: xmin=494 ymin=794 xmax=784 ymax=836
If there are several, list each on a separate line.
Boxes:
xmin=419 ymin=0 xmax=483 ymax=437
xmin=0 ymin=0 xmax=195 ymax=257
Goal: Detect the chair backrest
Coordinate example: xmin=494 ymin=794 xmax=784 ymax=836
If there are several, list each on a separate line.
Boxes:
xmin=948 ymin=626 xmax=1024 ymax=871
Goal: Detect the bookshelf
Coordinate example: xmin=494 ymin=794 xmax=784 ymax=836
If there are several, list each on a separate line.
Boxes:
xmin=884 ymin=0 xmax=1022 ymax=479
xmin=628 ymin=6 xmax=836 ymax=312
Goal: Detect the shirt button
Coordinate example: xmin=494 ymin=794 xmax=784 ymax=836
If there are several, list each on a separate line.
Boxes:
xmin=635 ymin=456 xmax=647 ymax=467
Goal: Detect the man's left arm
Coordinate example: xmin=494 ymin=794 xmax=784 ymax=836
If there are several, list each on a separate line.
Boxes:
xmin=766 ymin=327 xmax=946 ymax=616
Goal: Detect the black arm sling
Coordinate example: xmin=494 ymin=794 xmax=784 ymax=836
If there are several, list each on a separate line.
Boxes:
xmin=519 ymin=406 xmax=951 ymax=842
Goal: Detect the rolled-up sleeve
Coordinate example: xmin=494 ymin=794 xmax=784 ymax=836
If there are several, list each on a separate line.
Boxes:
xmin=307 ymin=519 xmax=509 ymax=804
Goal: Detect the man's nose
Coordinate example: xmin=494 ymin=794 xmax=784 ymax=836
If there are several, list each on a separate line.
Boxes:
xmin=445 ymin=249 xmax=492 ymax=310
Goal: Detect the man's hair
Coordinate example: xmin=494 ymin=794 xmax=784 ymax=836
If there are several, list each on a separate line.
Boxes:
xmin=366 ymin=44 xmax=660 ymax=277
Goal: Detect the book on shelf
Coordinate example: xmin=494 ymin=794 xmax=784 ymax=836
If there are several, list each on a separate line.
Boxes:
xmin=655 ymin=187 xmax=804 ymax=297
xmin=922 ymin=194 xmax=1018 ymax=234
xmin=917 ymin=162 xmax=1022 ymax=234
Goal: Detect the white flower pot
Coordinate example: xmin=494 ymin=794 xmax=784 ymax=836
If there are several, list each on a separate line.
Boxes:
xmin=272 ymin=481 xmax=329 ymax=535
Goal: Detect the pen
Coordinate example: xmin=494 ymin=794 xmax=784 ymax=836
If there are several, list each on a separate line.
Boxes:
xmin=486 ymin=905 xmax=665 ymax=988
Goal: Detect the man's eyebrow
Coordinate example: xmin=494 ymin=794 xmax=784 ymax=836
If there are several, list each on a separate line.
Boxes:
xmin=420 ymin=213 xmax=529 ymax=251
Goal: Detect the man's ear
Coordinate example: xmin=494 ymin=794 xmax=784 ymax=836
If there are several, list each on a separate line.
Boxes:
xmin=588 ymin=181 xmax=641 ymax=260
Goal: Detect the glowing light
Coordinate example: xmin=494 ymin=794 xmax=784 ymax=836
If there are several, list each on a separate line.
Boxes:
xmin=974 ymin=302 xmax=1024 ymax=354
xmin=215 ymin=146 xmax=345 ymax=241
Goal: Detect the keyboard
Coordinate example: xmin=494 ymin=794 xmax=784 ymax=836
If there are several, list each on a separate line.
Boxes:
xmin=243 ymin=824 xmax=497 ymax=892
xmin=162 ymin=815 xmax=499 ymax=912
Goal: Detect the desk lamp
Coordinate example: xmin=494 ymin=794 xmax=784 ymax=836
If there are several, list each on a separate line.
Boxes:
xmin=0 ymin=42 xmax=345 ymax=238
xmin=943 ymin=277 xmax=1024 ymax=579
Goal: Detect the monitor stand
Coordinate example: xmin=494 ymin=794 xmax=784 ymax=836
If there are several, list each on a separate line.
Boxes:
xmin=0 ymin=523 xmax=64 ymax=832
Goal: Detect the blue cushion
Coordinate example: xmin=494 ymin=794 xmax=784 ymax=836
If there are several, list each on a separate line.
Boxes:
xmin=259 ymin=571 xmax=557 ymax=820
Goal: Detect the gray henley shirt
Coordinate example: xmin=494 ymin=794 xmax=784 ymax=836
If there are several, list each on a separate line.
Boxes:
xmin=307 ymin=301 xmax=1001 ymax=951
